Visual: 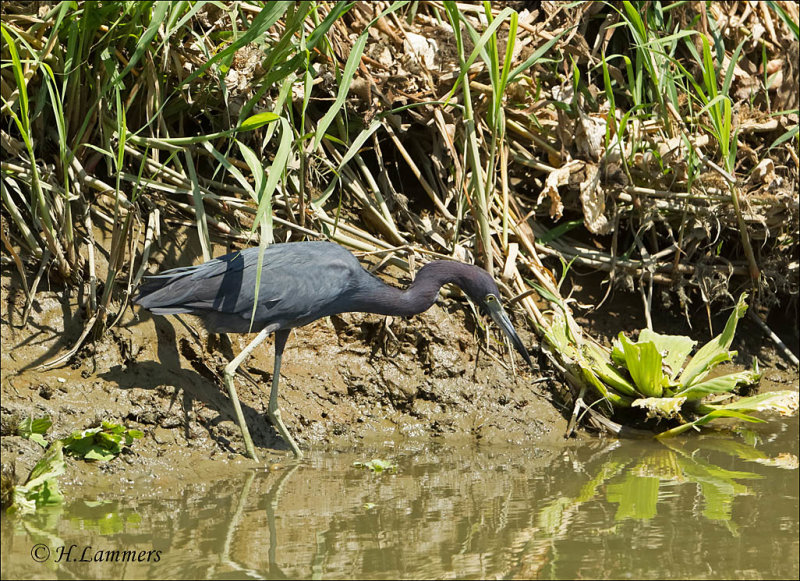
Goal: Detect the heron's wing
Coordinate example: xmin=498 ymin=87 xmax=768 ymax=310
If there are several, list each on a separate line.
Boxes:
xmin=219 ymin=247 xmax=360 ymax=325
xmin=134 ymin=243 xmax=362 ymax=331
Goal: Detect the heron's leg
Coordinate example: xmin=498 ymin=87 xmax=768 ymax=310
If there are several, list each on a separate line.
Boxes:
xmin=223 ymin=326 xmax=273 ymax=461
xmin=269 ymin=329 xmax=302 ymax=458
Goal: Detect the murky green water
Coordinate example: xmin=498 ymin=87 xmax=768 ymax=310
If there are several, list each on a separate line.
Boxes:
xmin=3 ymin=418 xmax=798 ymax=580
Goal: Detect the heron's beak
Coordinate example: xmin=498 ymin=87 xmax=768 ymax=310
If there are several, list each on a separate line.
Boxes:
xmin=486 ymin=299 xmax=535 ymax=370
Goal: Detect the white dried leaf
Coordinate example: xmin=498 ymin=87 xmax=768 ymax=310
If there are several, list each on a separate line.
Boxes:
xmin=576 ymin=109 xmax=606 ymax=160
xmin=225 ymin=68 xmax=240 ymax=91
xmin=579 ymin=164 xmax=612 ymax=235
xmin=377 ymin=45 xmax=393 ymax=68
xmin=539 ymin=162 xmax=580 ymax=220
xmin=753 ymin=158 xmax=775 ymax=184
xmin=657 ymin=136 xmax=684 ymax=162
xmin=551 ymin=84 xmax=573 ymax=104
xmin=403 ymin=32 xmax=438 ymax=68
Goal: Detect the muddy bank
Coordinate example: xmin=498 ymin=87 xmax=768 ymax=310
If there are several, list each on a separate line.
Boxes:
xmin=3 ymin=242 xmax=798 ymax=494
xmin=1 ymin=255 xmax=567 ymax=489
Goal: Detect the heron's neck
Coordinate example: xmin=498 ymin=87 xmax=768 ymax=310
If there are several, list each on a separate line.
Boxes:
xmin=353 ymin=261 xmax=475 ymax=317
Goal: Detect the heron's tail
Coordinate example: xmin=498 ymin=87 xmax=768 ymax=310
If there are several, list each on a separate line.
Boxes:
xmin=133 ymin=270 xmax=204 ymax=315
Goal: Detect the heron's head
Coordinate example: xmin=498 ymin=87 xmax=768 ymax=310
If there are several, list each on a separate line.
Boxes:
xmin=457 ymin=267 xmax=534 ymax=370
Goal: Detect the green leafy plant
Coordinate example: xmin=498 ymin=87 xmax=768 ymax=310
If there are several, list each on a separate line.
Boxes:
xmin=609 ymin=294 xmax=759 ymax=402
xmin=63 ymin=421 xmax=144 ymax=462
xmin=16 ymin=416 xmax=53 ymax=448
xmin=7 ymin=441 xmax=65 ymax=515
xmin=353 ymin=459 xmax=397 ymax=474
xmin=6 ymin=419 xmax=145 ymax=514
xmin=544 ymin=292 xmax=798 ymax=436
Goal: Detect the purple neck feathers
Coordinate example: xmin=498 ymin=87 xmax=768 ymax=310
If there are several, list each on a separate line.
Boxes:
xmin=350 ymin=261 xmax=484 ymax=317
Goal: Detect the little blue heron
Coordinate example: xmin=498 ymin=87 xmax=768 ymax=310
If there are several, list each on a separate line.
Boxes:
xmin=133 ymin=241 xmax=533 ymax=460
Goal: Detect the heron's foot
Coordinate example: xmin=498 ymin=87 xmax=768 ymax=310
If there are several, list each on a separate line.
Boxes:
xmin=269 ymin=408 xmax=304 ymax=459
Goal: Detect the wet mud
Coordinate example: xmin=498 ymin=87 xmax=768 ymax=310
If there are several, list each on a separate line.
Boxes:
xmin=1 ymin=257 xmax=566 ymax=490
xmin=2 ymin=246 xmax=797 ymax=493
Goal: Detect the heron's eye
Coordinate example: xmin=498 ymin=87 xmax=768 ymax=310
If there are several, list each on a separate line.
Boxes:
xmin=485 ymin=294 xmax=497 ymax=303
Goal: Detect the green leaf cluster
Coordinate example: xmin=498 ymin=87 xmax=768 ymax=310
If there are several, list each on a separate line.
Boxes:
xmin=63 ymin=421 xmax=144 ymax=462
xmin=7 ymin=418 xmax=145 ymax=514
xmin=606 ymin=294 xmax=761 ymax=408
xmin=7 ymin=441 xmax=65 ymax=515
xmin=353 ymin=459 xmax=398 ymax=474
xmin=545 ymin=292 xmax=797 ymax=436
xmin=16 ymin=416 xmax=53 ymax=448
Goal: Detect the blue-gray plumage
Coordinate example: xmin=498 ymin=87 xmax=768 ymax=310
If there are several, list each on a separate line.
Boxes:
xmin=134 ymin=241 xmax=533 ymax=460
